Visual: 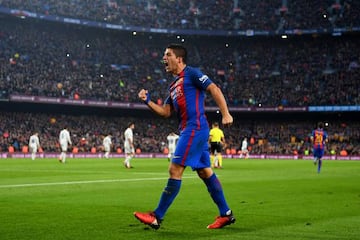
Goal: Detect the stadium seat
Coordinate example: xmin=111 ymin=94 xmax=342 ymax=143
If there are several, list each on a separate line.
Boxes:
xmin=163 ymin=147 xmax=169 ymax=154
xmin=72 ymin=147 xmax=79 ymax=154
xmin=91 ymin=147 xmax=96 ymax=153
xmin=340 ymin=149 xmax=348 ymax=156
xmin=8 ymin=146 xmax=14 ymax=153
xmin=22 ymin=146 xmax=29 ymax=153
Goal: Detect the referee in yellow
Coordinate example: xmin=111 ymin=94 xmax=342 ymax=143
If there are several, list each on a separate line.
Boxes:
xmin=209 ymin=122 xmax=226 ymax=168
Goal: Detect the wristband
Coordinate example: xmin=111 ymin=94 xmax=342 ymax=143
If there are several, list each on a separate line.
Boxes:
xmin=144 ymin=92 xmax=151 ymax=104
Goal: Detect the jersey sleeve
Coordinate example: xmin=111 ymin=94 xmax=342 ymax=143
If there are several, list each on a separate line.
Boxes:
xmin=189 ymin=67 xmax=213 ymax=90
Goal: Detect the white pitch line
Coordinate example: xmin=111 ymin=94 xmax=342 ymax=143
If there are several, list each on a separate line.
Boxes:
xmin=0 ymin=176 xmax=196 ymax=189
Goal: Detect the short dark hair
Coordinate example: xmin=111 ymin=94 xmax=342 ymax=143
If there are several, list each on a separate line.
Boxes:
xmin=318 ymin=122 xmax=324 ymax=129
xmin=167 ymin=43 xmax=187 ymax=64
xmin=128 ymin=122 xmax=134 ymax=127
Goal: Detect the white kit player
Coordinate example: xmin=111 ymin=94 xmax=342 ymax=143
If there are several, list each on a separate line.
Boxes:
xmin=29 ymin=132 xmax=41 ymax=160
xmin=239 ymin=137 xmax=249 ymax=159
xmin=167 ymin=132 xmax=179 ymax=161
xmin=124 ymin=122 xmax=135 ymax=168
xmin=59 ymin=127 xmax=72 ymax=163
xmin=103 ymin=134 xmax=112 ymax=159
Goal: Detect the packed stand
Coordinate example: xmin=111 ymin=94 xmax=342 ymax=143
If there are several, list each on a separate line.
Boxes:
xmin=1 ymin=0 xmax=359 ymax=31
xmin=0 ymin=111 xmax=359 ymax=156
xmin=0 ymin=16 xmax=359 ymax=107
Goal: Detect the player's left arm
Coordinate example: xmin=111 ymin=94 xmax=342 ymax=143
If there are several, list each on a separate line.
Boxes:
xmin=206 ymin=83 xmax=233 ymax=126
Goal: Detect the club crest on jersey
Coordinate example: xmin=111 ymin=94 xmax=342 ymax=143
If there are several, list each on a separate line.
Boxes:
xmin=199 ymin=75 xmax=209 ymax=83
xmin=171 ymin=85 xmax=183 ymax=100
xmin=170 ymin=78 xmax=184 ymax=100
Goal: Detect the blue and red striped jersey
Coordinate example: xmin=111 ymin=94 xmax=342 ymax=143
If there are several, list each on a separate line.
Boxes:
xmin=165 ymin=66 xmax=212 ymax=131
xmin=311 ymin=128 xmax=328 ymax=149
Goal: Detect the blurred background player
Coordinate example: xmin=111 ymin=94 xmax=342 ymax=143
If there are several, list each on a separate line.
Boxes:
xmin=124 ymin=122 xmax=135 ymax=168
xmin=239 ymin=137 xmax=249 ymax=159
xmin=167 ymin=132 xmax=179 ymax=161
xmin=103 ymin=134 xmax=112 ymax=159
xmin=59 ymin=127 xmax=72 ymax=163
xmin=29 ymin=132 xmax=41 ymax=160
xmin=209 ymin=122 xmax=225 ymax=168
xmin=311 ymin=122 xmax=328 ymax=173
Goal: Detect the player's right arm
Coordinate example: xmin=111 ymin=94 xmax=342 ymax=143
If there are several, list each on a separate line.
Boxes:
xmin=138 ymin=89 xmax=172 ymax=118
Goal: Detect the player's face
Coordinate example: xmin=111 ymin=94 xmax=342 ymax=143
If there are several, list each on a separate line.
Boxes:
xmin=163 ymin=48 xmax=180 ymax=74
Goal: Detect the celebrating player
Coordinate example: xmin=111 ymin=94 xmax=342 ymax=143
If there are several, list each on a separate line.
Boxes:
xmin=135 ymin=43 xmax=235 ymax=229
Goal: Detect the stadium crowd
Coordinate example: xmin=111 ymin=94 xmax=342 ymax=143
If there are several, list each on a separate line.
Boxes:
xmin=0 ymin=16 xmax=359 ymax=107
xmin=1 ymin=0 xmax=360 ymax=30
xmin=0 ymin=111 xmax=359 ymax=156
xmin=0 ymin=1 xmax=359 ymax=157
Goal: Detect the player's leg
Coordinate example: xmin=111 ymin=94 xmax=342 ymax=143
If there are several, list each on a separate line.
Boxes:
xmin=197 ymin=167 xmax=235 ymax=228
xmin=167 ymin=152 xmax=171 ymax=161
xmin=30 ymin=146 xmax=36 ymax=160
xmin=123 ymin=144 xmax=134 ymax=168
xmin=153 ymin=163 xmax=184 ymax=217
xmin=62 ymin=151 xmax=67 ymax=163
xmin=134 ymin=129 xmax=200 ymax=229
xmin=104 ymin=148 xmax=109 ymax=159
xmin=59 ymin=144 xmax=67 ymax=163
xmin=210 ymin=144 xmax=215 ymax=168
xmin=213 ymin=147 xmax=219 ymax=168
xmin=151 ymin=131 xmax=197 ymax=219
xmin=134 ymin=161 xmax=184 ymax=229
xmin=216 ymin=143 xmax=223 ymax=168
xmin=124 ymin=153 xmax=132 ymax=168
xmin=317 ymin=149 xmax=324 ymax=173
xmin=196 ymin=139 xmax=235 ymax=228
xmin=243 ymin=150 xmax=249 ymax=159
xmin=216 ymin=153 xmax=223 ymax=168
xmin=313 ymin=149 xmax=318 ymax=165
xmin=317 ymin=159 xmax=322 ymax=173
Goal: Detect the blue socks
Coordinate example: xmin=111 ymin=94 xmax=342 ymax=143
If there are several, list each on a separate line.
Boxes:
xmin=203 ymin=173 xmax=230 ymax=216
xmin=154 ymin=178 xmax=181 ymax=219
xmin=318 ymin=159 xmax=322 ymax=173
xmin=154 ymin=174 xmax=230 ymax=219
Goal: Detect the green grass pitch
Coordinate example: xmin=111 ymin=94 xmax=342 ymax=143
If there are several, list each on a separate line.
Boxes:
xmin=0 ymin=158 xmax=359 ymax=240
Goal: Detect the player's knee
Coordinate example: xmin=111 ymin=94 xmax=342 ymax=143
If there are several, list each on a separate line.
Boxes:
xmin=197 ymin=168 xmax=213 ymax=179
xmin=168 ymin=163 xmax=184 ymax=179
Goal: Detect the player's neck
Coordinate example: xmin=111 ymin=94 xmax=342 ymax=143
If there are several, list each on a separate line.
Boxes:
xmin=174 ymin=64 xmax=186 ymax=75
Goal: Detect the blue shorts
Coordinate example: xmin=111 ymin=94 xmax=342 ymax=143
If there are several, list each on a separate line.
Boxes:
xmin=313 ymin=147 xmax=324 ymax=159
xmin=172 ymin=128 xmax=210 ymax=170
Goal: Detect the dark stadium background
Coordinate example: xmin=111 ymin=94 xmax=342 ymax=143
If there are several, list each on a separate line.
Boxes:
xmin=0 ymin=1 xmax=359 ymax=158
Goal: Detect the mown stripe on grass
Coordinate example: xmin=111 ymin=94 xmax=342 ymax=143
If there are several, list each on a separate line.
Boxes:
xmin=0 ymin=176 xmax=197 ymax=188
